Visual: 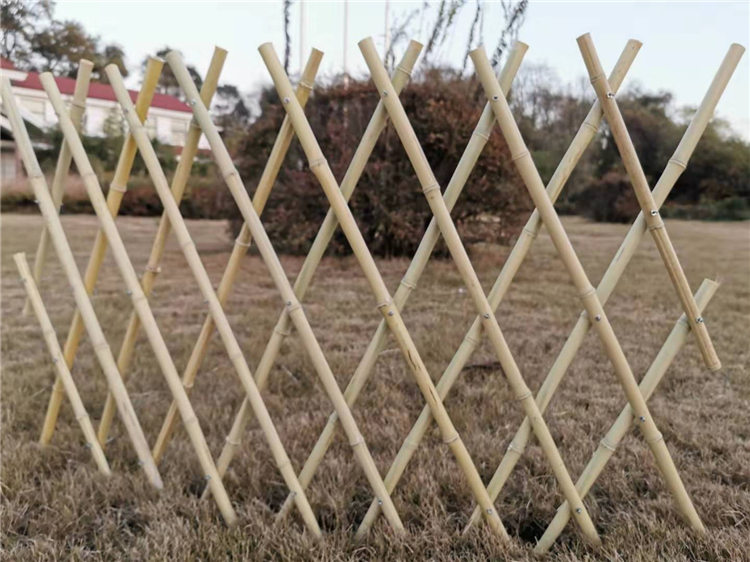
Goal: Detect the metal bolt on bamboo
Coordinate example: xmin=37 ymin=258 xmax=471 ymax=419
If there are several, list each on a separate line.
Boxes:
xmin=465 ymin=41 xmax=744 ymax=532
xmin=38 ymin=58 xmax=163 ymax=446
xmin=23 ymin=59 xmax=93 ymax=317
xmin=0 ymin=77 xmax=162 ymax=490
xmin=258 ymin=40 xmax=514 ymax=540
xmin=470 ymin=45 xmax=705 ymax=534
xmin=104 ymin=64 xmax=322 ymax=537
xmin=98 ymin=46 xmax=228 ymax=448
xmin=166 ymin=49 xmax=406 ymax=534
xmin=151 ymin=48 xmax=324 ymax=464
xmin=14 ymin=252 xmax=111 ymax=475
xmin=577 ymin=33 xmax=720 ymax=371
xmin=39 ymin=73 xmax=237 ymax=524
xmin=535 ymin=278 xmax=720 ymax=552
xmin=276 ymin=39 xmax=527 ymax=524
xmin=208 ymin=41 xmax=423 ymax=497
xmin=357 ymin=38 xmax=641 ymax=535
xmin=358 ymin=37 xmax=600 ymax=545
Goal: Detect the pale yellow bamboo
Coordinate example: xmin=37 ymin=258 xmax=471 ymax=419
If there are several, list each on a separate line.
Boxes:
xmin=39 ymin=73 xmax=236 ymax=524
xmin=38 ymin=59 xmax=163 ymax=446
xmin=471 ymin=45 xmax=704 ymax=533
xmin=98 ymin=47 xmax=228 ymax=447
xmin=357 ymin=39 xmax=640 ymax=534
xmin=167 ymin=48 xmax=407 ymax=534
xmin=258 ymin=41 xmax=513 ymax=541
xmin=209 ymin=42 xmax=423 ymax=498
xmin=151 ymin=48 xmax=324 ymax=463
xmin=14 ymin=252 xmax=111 ymax=475
xmin=577 ymin=33 xmax=720 ymax=371
xmin=358 ymin=37 xmax=599 ymax=545
xmin=536 ymin=278 xmax=720 ymax=552
xmin=1 ymin=77 xmax=162 ymax=490
xmin=465 ymin=41 xmax=744 ymax=531
xmin=104 ymin=65 xmax=321 ymax=537
xmin=23 ymin=60 xmax=94 ymax=317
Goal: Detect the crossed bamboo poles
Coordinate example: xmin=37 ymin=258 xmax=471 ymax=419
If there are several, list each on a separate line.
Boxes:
xmin=463 ymin=41 xmax=745 ymax=538
xmin=9 ymin=32 xmax=741 ymax=546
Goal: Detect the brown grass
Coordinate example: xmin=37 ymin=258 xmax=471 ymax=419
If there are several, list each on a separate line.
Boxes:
xmin=1 ymin=213 xmax=748 ymax=560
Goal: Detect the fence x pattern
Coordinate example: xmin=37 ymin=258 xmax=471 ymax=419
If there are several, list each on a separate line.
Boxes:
xmin=4 ymin=33 xmax=744 ymax=552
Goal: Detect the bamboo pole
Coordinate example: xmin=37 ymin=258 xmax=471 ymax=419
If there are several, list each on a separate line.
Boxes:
xmin=166 ymin=50 xmax=407 ymax=533
xmin=1 ymin=77 xmax=163 ymax=490
xmin=276 ymin=39 xmax=528 ymax=523
xmin=23 ymin=60 xmax=94 ymax=317
xmin=577 ymin=33 xmax=720 ymax=371
xmin=357 ymin=39 xmax=641 ymax=534
xmin=258 ymin=41 xmax=515 ymax=540
xmin=38 ymin=59 xmax=163 ymax=446
xmin=104 ymin=65 xmax=321 ymax=538
xmin=470 ymin=45 xmax=705 ymax=534
xmin=39 ymin=74 xmax=237 ymax=525
xmin=151 ymin=48 xmax=324 ymax=463
xmin=98 ymin=47 xmax=228 ymax=447
xmin=14 ymin=252 xmax=111 ymax=475
xmin=465 ymin=41 xmax=744 ymax=531
xmin=207 ymin=42 xmax=423 ymax=497
xmin=536 ymin=278 xmax=720 ymax=552
xmin=357 ymin=37 xmax=599 ymax=545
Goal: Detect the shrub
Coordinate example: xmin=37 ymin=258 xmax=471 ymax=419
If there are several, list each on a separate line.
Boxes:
xmin=225 ymin=69 xmax=531 ymax=257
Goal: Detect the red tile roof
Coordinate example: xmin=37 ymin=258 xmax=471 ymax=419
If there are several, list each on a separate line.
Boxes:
xmin=10 ymin=68 xmax=191 ymax=113
xmin=1 ymin=57 xmax=17 ymax=70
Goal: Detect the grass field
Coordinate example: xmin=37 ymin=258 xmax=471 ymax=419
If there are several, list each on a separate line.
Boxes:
xmin=1 ymin=213 xmax=748 ymax=560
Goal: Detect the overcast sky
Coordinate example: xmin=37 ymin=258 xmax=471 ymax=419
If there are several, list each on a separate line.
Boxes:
xmin=55 ymin=1 xmax=749 ymax=138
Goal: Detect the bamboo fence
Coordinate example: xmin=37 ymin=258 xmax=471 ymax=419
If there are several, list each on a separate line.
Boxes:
xmin=6 ymin=33 xmax=743 ymax=550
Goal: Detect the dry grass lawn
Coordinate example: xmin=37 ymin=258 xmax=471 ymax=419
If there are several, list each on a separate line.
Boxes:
xmin=1 ymin=213 xmax=748 ymax=560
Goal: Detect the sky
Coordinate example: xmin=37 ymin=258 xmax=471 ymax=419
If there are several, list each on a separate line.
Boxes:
xmin=54 ymin=1 xmax=750 ymax=138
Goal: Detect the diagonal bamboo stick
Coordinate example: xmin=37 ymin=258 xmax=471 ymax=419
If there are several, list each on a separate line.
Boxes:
xmin=39 ymin=73 xmax=237 ymax=525
xmin=98 ymin=47 xmax=228 ymax=447
xmin=536 ymin=278 xmax=720 ymax=552
xmin=357 ymin=39 xmax=641 ymax=534
xmin=276 ymin=39 xmax=528 ymax=523
xmin=14 ymin=252 xmax=111 ymax=475
xmin=577 ymin=33 xmax=720 ymax=371
xmin=207 ymin=42 xmax=424 ymax=495
xmin=166 ymin=50 xmax=406 ymax=534
xmin=471 ymin=45 xmax=704 ymax=534
xmin=1 ymin=77 xmax=162 ymax=490
xmin=152 ymin=48 xmax=325 ymax=463
xmin=38 ymin=59 xmax=163 ymax=446
xmin=465 ymin=41 xmax=745 ymax=531
xmin=259 ymin=42 xmax=514 ymax=541
xmin=104 ymin=65 xmax=321 ymax=537
xmin=357 ymin=37 xmax=599 ymax=545
xmin=23 ymin=60 xmax=94 ymax=317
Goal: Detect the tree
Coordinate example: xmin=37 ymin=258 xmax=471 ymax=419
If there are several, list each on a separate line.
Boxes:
xmin=1 ymin=0 xmax=128 ymax=81
xmin=141 ymin=47 xmax=202 ymax=100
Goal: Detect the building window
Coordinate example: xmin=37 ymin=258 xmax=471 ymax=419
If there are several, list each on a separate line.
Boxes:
xmin=170 ymin=119 xmax=187 ymax=146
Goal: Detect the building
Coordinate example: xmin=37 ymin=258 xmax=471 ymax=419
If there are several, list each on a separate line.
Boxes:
xmin=1 ymin=57 xmax=208 ymax=181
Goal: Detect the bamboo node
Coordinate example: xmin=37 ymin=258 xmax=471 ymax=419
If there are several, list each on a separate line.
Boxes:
xmin=234 ymin=236 xmax=252 ymax=248
xmin=507 ymin=441 xmax=525 ymax=454
xmin=464 ymin=333 xmax=481 ymax=346
xmin=472 ymin=129 xmax=491 ymax=141
xmin=298 ymin=79 xmax=314 ymax=91
xmin=399 ymin=278 xmax=417 ymax=291
xmin=599 ymin=438 xmax=617 ymax=452
xmin=395 ymin=65 xmax=413 ymax=77
xmin=589 ymin=72 xmax=605 ymax=85
xmin=443 ymin=432 xmax=459 ymax=445
xmin=109 ymin=182 xmax=127 ymax=193
xmin=309 ymin=157 xmax=327 ymax=169
xmin=515 ymin=391 xmax=532 ymax=401
xmin=511 ymin=150 xmax=530 ymax=162
xmin=274 ymin=325 xmax=292 ymax=337
xmin=349 ymin=435 xmax=364 ymax=448
xmin=222 ymin=167 xmax=240 ymax=181
xmin=285 ymin=301 xmax=302 ymax=313
xmin=669 ymin=157 xmax=688 ymax=169
xmin=224 ymin=435 xmax=241 ymax=447
xmin=422 ymin=182 xmax=441 ymax=196
xmin=144 ymin=264 xmax=162 ymax=274
xmin=522 ymin=225 xmax=539 ymax=239
xmin=646 ymin=431 xmax=664 ymax=444
xmin=70 ymin=100 xmax=86 ymax=110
